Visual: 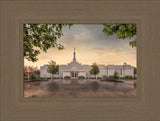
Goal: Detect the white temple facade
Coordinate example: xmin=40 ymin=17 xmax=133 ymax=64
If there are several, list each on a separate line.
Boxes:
xmin=40 ymin=49 xmax=134 ymax=79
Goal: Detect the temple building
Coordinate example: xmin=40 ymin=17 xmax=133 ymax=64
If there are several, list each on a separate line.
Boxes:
xmin=40 ymin=49 xmax=134 ymax=79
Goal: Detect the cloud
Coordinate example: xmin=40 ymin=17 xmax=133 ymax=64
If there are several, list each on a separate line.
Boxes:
xmin=24 ymin=24 xmax=137 ymax=68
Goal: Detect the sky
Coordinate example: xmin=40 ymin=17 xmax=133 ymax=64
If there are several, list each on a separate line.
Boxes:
xmin=24 ymin=24 xmax=136 ymax=68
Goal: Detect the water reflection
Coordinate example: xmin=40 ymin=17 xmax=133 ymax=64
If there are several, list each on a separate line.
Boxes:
xmin=24 ymin=79 xmax=136 ymax=98
xmin=42 ymin=79 xmax=135 ymax=92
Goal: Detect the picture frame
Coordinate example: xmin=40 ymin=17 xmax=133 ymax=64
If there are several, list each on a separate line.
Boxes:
xmin=1 ymin=0 xmax=160 ymax=121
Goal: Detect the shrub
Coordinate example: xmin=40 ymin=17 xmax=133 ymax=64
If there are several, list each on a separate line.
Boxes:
xmin=24 ymin=76 xmax=28 ymax=80
xmin=125 ymin=75 xmax=132 ymax=79
xmin=78 ymin=76 xmax=85 ymax=79
xmin=108 ymin=76 xmax=114 ymax=79
xmin=47 ymin=82 xmax=59 ymax=92
xmin=29 ymin=72 xmax=36 ymax=80
xmin=102 ymin=75 xmax=107 ymax=79
xmin=64 ymin=76 xmax=70 ymax=79
xmin=36 ymin=76 xmax=41 ymax=79
xmin=31 ymin=95 xmax=37 ymax=98
xmin=97 ymin=77 xmax=102 ymax=79
xmin=90 ymin=81 xmax=99 ymax=93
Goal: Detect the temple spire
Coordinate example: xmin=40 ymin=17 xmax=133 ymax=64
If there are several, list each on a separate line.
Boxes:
xmin=73 ymin=48 xmax=76 ymax=62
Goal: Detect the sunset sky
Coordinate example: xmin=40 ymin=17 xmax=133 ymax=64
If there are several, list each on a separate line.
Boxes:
xmin=24 ymin=24 xmax=136 ymax=68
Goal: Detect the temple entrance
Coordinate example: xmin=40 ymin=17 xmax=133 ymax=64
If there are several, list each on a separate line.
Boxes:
xmin=71 ymin=72 xmax=78 ymax=78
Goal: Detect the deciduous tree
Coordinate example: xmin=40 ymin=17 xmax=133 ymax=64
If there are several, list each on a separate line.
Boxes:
xmin=113 ymin=71 xmax=119 ymax=79
xmin=134 ymin=67 xmax=137 ymax=78
xmin=24 ymin=24 xmax=72 ymax=62
xmin=90 ymin=63 xmax=100 ymax=79
xmin=47 ymin=60 xmax=59 ymax=80
xmin=103 ymin=24 xmax=136 ymax=47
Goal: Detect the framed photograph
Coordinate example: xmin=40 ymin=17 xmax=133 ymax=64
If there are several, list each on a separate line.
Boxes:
xmin=24 ymin=24 xmax=137 ymax=98
xmin=1 ymin=0 xmax=160 ymax=121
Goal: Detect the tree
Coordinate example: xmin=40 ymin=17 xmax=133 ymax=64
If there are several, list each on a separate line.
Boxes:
xmin=47 ymin=60 xmax=59 ymax=80
xmin=24 ymin=65 xmax=39 ymax=80
xmin=113 ymin=71 xmax=119 ymax=79
xmin=134 ymin=67 xmax=137 ymax=78
xmin=90 ymin=63 xmax=100 ymax=79
xmin=24 ymin=66 xmax=28 ymax=76
xmin=103 ymin=24 xmax=136 ymax=47
xmin=29 ymin=72 xmax=36 ymax=80
xmin=24 ymin=24 xmax=72 ymax=62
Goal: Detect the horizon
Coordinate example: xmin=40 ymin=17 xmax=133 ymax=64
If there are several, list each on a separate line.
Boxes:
xmin=24 ymin=24 xmax=137 ymax=68
xmin=24 ymin=48 xmax=136 ymax=69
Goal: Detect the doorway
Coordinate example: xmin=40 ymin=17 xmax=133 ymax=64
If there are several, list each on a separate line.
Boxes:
xmin=71 ymin=72 xmax=78 ymax=78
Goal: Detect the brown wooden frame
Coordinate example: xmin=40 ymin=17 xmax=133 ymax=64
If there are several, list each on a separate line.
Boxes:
xmin=1 ymin=0 xmax=160 ymax=120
